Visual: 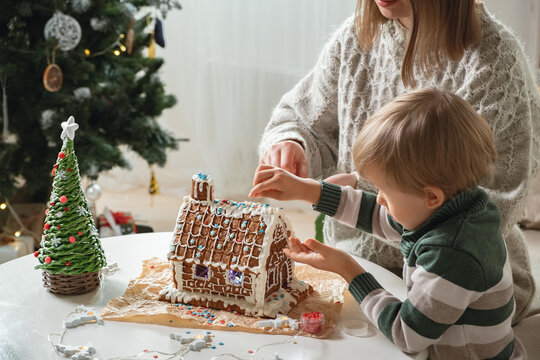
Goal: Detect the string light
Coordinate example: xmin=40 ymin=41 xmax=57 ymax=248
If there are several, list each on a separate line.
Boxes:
xmin=119 ymin=45 xmax=127 ymax=52
xmin=14 ymin=231 xmax=21 ymax=237
xmin=0 ymin=203 xmax=6 ymax=210
xmin=113 ymin=50 xmax=121 ymax=56
xmin=84 ymin=49 xmax=91 ymax=56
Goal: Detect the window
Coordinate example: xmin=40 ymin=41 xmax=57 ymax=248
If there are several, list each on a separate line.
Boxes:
xmin=228 ymin=270 xmax=244 ymax=285
xmin=194 ymin=264 xmax=209 ymax=279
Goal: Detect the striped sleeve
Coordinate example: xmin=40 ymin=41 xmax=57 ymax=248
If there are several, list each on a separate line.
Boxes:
xmin=352 ymin=246 xmax=488 ymax=354
xmin=313 ymin=181 xmax=401 ymax=243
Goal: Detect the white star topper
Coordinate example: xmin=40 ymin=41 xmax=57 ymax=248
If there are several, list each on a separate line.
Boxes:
xmin=60 ymin=116 xmax=79 ymax=140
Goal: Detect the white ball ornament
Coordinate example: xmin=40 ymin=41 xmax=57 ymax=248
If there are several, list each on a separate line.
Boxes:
xmin=44 ymin=11 xmax=82 ymax=51
xmin=85 ymin=183 xmax=102 ymax=202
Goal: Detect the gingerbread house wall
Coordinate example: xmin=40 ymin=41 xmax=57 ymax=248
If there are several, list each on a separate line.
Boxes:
xmin=264 ymin=219 xmax=293 ymax=298
xmin=178 ymin=261 xmax=254 ymax=299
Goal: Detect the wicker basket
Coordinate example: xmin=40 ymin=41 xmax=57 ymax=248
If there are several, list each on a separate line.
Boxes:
xmin=42 ymin=271 xmax=101 ymax=295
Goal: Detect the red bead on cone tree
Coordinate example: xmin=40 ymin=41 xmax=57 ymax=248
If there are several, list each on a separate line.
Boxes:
xmin=35 ymin=116 xmax=107 ymax=295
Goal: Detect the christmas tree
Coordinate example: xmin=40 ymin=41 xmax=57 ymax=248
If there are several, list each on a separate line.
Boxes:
xmin=35 ymin=116 xmax=106 ymax=294
xmin=0 ymin=0 xmax=180 ymax=201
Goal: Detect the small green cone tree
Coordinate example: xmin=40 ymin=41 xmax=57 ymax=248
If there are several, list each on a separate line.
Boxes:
xmin=35 ymin=116 xmax=106 ymax=280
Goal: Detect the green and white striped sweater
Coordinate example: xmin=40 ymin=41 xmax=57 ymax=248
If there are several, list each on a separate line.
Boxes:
xmin=314 ymin=181 xmax=526 ymax=359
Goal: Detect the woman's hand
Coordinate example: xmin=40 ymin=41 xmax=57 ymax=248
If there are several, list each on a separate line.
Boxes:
xmin=259 ymin=140 xmax=308 ymax=178
xmin=249 ymin=164 xmax=321 ymax=203
xmin=324 ymin=172 xmax=358 ymax=188
xmin=283 ymin=237 xmax=365 ymax=283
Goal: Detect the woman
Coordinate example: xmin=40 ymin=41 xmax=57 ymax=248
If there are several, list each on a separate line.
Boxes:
xmin=258 ymin=0 xmax=540 ymax=324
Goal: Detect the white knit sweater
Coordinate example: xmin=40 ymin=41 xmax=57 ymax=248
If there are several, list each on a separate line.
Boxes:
xmin=259 ymin=4 xmax=540 ymax=323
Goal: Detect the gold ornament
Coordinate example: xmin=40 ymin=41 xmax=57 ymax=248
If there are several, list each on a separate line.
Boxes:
xmin=148 ymin=31 xmax=156 ymax=59
xmin=149 ymin=167 xmax=159 ymax=206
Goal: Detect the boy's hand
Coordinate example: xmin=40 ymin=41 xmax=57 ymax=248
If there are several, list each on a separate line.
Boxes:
xmin=249 ymin=164 xmax=321 ymax=204
xmin=283 ymin=237 xmax=365 ymax=283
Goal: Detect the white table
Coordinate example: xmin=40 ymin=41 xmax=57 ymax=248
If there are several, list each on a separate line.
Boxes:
xmin=0 ymin=232 xmax=427 ymax=360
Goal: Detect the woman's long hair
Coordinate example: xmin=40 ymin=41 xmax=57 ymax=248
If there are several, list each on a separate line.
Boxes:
xmin=355 ymin=0 xmax=482 ymax=88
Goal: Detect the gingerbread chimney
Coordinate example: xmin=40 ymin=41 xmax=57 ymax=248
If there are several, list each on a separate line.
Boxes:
xmin=191 ymin=173 xmax=214 ymax=202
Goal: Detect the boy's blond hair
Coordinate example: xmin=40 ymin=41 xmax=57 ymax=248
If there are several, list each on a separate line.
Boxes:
xmin=353 ymin=88 xmax=496 ymax=197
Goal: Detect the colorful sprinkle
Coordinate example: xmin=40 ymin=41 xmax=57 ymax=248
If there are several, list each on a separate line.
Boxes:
xmin=197 ymin=215 xmax=202 ymax=220
xmin=67 ymin=168 xmax=72 ymax=172
xmin=196 ymin=252 xmax=201 ymax=258
xmin=34 ymin=251 xmax=39 ymax=257
xmin=219 ymin=342 xmax=224 ymax=346
xmin=259 ymin=229 xmax=264 ymax=234
xmin=217 ymin=244 xmax=222 ymax=250
xmin=59 ymin=195 xmax=67 ymax=203
xmin=190 ymin=239 xmax=195 ymax=244
xmin=243 ymin=246 xmax=249 ymax=252
xmin=210 ymin=231 xmax=216 ymax=236
xmin=69 ymin=236 xmax=76 ymax=243
xmin=198 ymin=245 xmax=204 ymax=250
xmin=224 ymin=219 xmax=230 ymax=224
xmin=229 ymin=234 xmax=234 ymax=238
xmin=186 ymin=331 xmax=191 ymax=334
xmin=44 ymin=223 xmax=50 ymax=230
xmin=45 ymin=256 xmax=52 ymax=264
xmin=58 ymin=152 xmax=65 ymax=159
xmin=57 ymin=225 xmax=62 ymax=229
xmin=228 ymin=324 xmax=234 ymax=327
xmin=232 ymin=256 xmax=236 ymax=262
xmin=66 ymin=261 xmax=70 ymax=266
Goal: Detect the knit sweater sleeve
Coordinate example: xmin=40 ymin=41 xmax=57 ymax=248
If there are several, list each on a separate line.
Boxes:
xmin=349 ymin=246 xmax=486 ymax=355
xmin=258 ymin=17 xmax=355 ymax=179
xmin=456 ymin=24 xmax=540 ymax=237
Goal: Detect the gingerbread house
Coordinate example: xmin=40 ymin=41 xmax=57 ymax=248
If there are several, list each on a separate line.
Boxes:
xmin=159 ymin=173 xmax=311 ymax=317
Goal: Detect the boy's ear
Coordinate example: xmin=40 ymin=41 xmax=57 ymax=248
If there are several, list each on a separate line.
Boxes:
xmin=423 ymin=186 xmax=446 ymax=209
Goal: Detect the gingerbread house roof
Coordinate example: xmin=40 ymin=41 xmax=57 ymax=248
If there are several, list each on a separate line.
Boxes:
xmin=167 ymin=174 xmax=290 ymax=273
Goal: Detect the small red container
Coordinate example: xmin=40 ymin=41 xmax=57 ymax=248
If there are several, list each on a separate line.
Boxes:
xmin=301 ymin=312 xmax=325 ymax=335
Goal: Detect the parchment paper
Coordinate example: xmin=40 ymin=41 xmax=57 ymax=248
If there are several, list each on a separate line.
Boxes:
xmin=101 ymin=258 xmax=347 ymax=338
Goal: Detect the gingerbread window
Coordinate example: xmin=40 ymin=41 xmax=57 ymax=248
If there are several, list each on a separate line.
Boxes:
xmin=228 ymin=270 xmax=244 ymax=285
xmin=194 ymin=264 xmax=209 ymax=279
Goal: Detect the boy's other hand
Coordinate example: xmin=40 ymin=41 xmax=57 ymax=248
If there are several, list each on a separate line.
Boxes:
xmin=259 ymin=140 xmax=308 ymax=178
xmin=283 ymin=237 xmax=365 ymax=283
xmin=249 ymin=164 xmax=321 ymax=203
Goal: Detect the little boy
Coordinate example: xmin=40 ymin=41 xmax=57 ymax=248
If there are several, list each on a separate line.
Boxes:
xmin=250 ymin=88 xmax=526 ymax=359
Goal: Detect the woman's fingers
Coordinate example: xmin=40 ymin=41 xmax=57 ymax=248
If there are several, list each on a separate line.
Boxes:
xmin=281 ymin=147 xmax=296 ymax=175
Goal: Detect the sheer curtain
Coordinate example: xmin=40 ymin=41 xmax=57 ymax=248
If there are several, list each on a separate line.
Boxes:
xmin=98 ymin=0 xmax=356 ymax=197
